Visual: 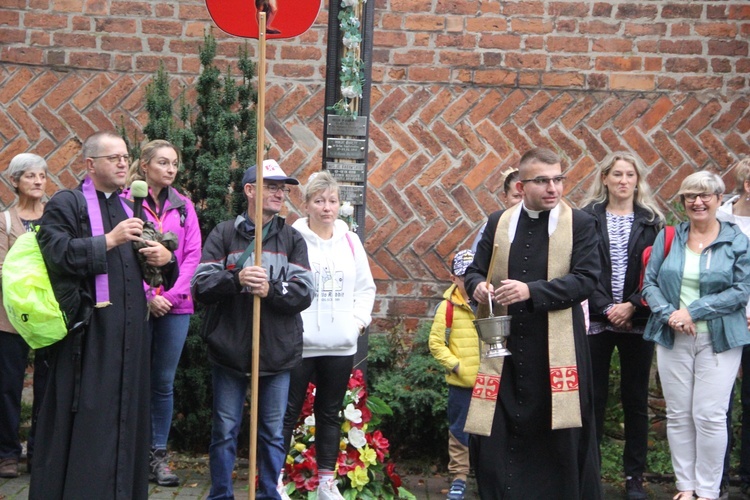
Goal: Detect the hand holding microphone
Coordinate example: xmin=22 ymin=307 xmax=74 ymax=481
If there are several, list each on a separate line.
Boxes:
xmin=130 ymin=180 xmax=148 ymax=221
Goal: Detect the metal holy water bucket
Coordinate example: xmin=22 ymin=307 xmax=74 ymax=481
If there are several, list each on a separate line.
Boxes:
xmin=473 ymin=315 xmax=512 ymax=358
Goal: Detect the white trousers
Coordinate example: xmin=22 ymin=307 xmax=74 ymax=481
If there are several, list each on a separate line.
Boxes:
xmin=657 ymin=333 xmax=742 ymax=499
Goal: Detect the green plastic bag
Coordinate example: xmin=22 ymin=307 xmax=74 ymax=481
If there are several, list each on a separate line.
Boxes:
xmin=2 ymin=231 xmax=67 ymax=348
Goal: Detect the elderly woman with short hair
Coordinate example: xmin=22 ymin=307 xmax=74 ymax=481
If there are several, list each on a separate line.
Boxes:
xmin=643 ymin=171 xmax=750 ymax=500
xmin=0 ymin=153 xmax=49 ymax=478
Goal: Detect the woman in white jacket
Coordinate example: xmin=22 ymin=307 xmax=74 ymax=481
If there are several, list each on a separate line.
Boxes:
xmin=281 ymin=171 xmax=376 ymax=500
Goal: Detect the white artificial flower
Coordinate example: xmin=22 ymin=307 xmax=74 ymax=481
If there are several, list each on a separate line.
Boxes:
xmin=341 ymin=85 xmax=360 ymax=99
xmin=304 ymin=415 xmax=316 ymax=426
xmin=340 ymin=201 xmax=354 ymax=217
xmin=348 ymin=427 xmax=367 ymax=448
xmin=344 ymin=402 xmax=362 ymax=423
xmin=342 ymin=35 xmax=360 ymax=49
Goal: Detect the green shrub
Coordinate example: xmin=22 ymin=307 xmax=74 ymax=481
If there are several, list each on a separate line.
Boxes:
xmin=368 ymin=320 xmax=449 ymax=464
xmin=170 ymin=315 xmax=213 ymax=452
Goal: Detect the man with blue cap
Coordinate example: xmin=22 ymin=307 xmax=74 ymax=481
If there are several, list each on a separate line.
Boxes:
xmin=192 ymin=159 xmax=314 ymax=500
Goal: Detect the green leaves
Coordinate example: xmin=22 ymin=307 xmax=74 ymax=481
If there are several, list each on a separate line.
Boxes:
xmin=331 ymin=0 xmax=366 ymax=118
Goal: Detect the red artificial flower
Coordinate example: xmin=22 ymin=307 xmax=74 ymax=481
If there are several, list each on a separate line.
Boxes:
xmin=289 ymin=459 xmax=318 ymax=491
xmin=366 ymin=430 xmax=390 ymax=461
xmin=299 ymin=382 xmax=316 ymax=419
xmin=301 ymin=444 xmax=317 ymax=462
xmin=385 ymin=462 xmax=402 ymax=494
xmin=337 ymin=447 xmax=365 ymax=475
xmin=348 ymin=369 xmax=365 ymax=390
xmin=358 ymin=399 xmax=372 ymax=425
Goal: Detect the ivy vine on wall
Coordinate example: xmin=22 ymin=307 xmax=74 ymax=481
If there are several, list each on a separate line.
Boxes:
xmin=332 ymin=0 xmax=366 ymax=118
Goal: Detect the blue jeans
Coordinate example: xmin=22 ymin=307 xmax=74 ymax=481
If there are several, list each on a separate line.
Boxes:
xmin=448 ymin=386 xmax=472 ymax=447
xmin=208 ymin=365 xmax=290 ymax=500
xmin=150 ymin=313 xmax=190 ymax=449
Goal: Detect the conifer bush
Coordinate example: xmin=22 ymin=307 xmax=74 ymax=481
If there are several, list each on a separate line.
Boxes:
xmin=132 ymin=29 xmax=258 ymax=452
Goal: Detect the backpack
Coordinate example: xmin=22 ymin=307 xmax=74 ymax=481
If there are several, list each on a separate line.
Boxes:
xmin=443 ymin=300 xmax=454 ymax=346
xmin=3 ymin=229 xmax=68 ymax=349
xmin=639 ymin=225 xmax=675 ymax=307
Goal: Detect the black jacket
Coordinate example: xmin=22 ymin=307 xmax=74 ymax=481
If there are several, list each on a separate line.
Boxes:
xmin=39 ymin=187 xmax=178 ymax=331
xmin=582 ymin=201 xmax=662 ymax=326
xmin=191 ymin=215 xmax=314 ymax=375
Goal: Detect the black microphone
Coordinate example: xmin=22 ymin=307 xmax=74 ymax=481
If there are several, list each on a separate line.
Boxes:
xmin=130 ymin=180 xmax=148 ymax=220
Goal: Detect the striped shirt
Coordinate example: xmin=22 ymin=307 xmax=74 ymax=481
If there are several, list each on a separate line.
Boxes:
xmin=607 ymin=211 xmax=634 ymax=304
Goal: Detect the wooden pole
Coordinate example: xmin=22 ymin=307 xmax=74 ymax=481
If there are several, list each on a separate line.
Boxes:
xmin=249 ymin=12 xmax=266 ymax=500
xmin=486 ymin=244 xmax=499 ymax=317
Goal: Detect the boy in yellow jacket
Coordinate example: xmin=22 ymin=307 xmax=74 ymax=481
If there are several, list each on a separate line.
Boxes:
xmin=428 ymin=250 xmax=480 ymax=500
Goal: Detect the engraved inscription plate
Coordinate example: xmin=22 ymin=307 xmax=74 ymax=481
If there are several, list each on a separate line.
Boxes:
xmin=326 ymin=162 xmax=366 ymax=183
xmin=326 ymin=138 xmax=367 ymax=160
xmin=326 ymin=115 xmax=368 ymax=137
xmin=339 ymin=185 xmax=365 ymax=205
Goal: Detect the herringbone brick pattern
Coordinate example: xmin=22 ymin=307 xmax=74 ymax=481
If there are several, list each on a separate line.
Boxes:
xmin=363 ymin=85 xmax=750 ymax=328
xmin=1 ymin=64 xmax=749 ymax=329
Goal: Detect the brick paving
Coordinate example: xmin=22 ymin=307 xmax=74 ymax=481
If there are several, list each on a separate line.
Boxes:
xmin=3 ymin=459 xmax=743 ymax=500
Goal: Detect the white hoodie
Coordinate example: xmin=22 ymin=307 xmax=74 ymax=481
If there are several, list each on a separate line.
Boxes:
xmin=291 ymin=218 xmax=376 ymax=357
xmin=717 ymin=195 xmax=750 ymax=316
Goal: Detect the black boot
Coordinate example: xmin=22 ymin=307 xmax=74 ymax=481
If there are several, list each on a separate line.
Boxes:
xmin=149 ymin=448 xmax=179 ymax=487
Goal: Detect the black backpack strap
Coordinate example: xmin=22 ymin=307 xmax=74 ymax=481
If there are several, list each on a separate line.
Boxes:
xmin=69 ymin=188 xmax=93 ymax=413
xmin=178 ymin=205 xmax=187 ymax=227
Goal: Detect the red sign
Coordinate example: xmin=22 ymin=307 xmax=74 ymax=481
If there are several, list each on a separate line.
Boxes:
xmin=206 ymin=0 xmax=321 ymax=39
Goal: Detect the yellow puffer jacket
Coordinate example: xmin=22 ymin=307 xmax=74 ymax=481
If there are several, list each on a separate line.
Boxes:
xmin=428 ymin=284 xmax=480 ymax=388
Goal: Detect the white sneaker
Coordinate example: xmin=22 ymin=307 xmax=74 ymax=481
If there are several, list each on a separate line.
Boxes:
xmin=317 ymin=478 xmax=345 ymax=500
xmin=277 ymin=476 xmax=291 ymax=500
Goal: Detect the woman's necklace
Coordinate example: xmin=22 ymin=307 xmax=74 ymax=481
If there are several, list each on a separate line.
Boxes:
xmin=690 ymin=226 xmax=718 ymax=249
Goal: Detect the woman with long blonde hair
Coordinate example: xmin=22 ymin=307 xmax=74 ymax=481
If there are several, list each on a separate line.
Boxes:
xmin=124 ymin=140 xmax=202 ymax=487
xmin=581 ymin=152 xmax=664 ymax=498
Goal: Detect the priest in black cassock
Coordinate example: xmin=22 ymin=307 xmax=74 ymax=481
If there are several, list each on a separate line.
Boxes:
xmin=29 ymin=132 xmax=177 ymax=500
xmin=464 ymin=147 xmax=603 ymax=500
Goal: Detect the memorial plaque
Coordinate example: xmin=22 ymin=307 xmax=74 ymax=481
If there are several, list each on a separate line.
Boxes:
xmin=339 ymin=185 xmax=365 ymax=205
xmin=326 ymin=162 xmax=366 ymax=183
xmin=326 ymin=138 xmax=367 ymax=160
xmin=326 ymin=115 xmax=368 ymax=137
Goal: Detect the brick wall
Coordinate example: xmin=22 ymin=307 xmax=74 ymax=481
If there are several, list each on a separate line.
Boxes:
xmin=1 ymin=0 xmax=749 ymax=331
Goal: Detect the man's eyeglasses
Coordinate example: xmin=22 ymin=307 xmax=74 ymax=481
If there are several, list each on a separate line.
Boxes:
xmin=519 ymin=175 xmax=566 ymax=186
xmin=263 ymin=184 xmax=291 ymax=195
xmin=89 ymin=154 xmax=130 ymax=164
xmin=683 ymin=193 xmax=716 ymax=203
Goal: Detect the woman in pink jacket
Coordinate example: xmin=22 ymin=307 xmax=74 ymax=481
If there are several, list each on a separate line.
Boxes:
xmin=125 ymin=140 xmax=202 ymax=487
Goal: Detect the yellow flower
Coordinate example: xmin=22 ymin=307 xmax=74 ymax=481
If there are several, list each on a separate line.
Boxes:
xmin=294 ymin=443 xmax=307 ymax=452
xmin=286 ymin=455 xmax=293 ymax=464
xmin=339 ymin=439 xmax=347 ymax=450
xmin=347 ymin=465 xmax=370 ymax=490
xmin=360 ymin=445 xmax=377 ymax=466
xmin=342 ymin=421 xmax=351 ymax=433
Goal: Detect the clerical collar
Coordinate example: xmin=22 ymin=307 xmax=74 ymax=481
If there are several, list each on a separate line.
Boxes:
xmin=521 ymin=203 xmax=544 ymax=219
xmin=507 ymin=202 xmax=562 ymax=242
